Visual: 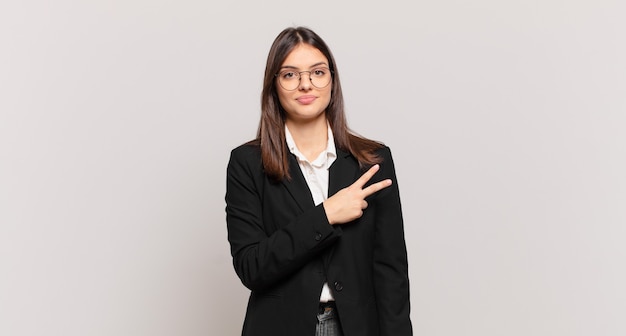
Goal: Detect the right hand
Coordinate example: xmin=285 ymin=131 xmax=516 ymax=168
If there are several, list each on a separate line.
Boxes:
xmin=323 ymin=164 xmax=392 ymax=225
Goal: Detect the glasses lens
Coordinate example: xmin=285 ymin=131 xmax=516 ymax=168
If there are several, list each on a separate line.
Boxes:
xmin=278 ymin=70 xmax=300 ymax=91
xmin=310 ymin=68 xmax=331 ymax=89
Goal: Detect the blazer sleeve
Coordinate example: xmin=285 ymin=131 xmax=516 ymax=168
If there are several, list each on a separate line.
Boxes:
xmin=372 ymin=146 xmax=413 ymax=335
xmin=225 ymin=145 xmax=342 ymax=292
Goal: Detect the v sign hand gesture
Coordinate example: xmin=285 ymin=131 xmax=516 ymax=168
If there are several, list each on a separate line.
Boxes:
xmin=323 ymin=164 xmax=392 ymax=225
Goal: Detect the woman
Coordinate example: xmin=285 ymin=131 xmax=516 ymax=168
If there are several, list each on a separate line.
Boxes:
xmin=226 ymin=26 xmax=412 ymax=336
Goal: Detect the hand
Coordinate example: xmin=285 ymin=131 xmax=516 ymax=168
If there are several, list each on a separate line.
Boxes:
xmin=323 ymin=164 xmax=392 ymax=225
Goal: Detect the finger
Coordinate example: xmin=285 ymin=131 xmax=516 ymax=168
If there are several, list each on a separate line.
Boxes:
xmin=352 ymin=164 xmax=380 ymax=189
xmin=361 ymin=179 xmax=392 ymax=198
xmin=361 ymin=200 xmax=368 ymax=210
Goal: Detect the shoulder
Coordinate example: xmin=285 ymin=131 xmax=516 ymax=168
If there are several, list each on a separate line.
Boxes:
xmin=374 ymin=144 xmax=394 ymax=162
xmin=372 ymin=145 xmax=399 ymax=178
xmin=228 ymin=140 xmax=262 ymax=171
xmin=231 ymin=140 xmax=261 ymax=157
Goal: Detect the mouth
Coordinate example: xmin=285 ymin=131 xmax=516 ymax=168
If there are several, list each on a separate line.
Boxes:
xmin=296 ymin=95 xmax=317 ymax=104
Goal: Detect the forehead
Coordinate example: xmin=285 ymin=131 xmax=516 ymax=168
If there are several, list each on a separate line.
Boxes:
xmin=281 ymin=43 xmax=328 ymax=68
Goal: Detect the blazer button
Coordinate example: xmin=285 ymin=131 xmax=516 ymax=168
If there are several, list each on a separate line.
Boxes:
xmin=315 ymin=233 xmax=322 ymax=241
xmin=334 ymin=281 xmax=343 ymax=292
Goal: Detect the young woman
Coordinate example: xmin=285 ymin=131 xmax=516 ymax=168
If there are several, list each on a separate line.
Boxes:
xmin=226 ymin=26 xmax=412 ymax=336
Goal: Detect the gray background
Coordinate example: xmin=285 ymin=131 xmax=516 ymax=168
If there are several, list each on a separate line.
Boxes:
xmin=1 ymin=1 xmax=625 ymax=335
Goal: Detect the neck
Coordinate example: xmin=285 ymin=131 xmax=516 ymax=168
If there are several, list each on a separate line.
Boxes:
xmin=286 ymin=116 xmax=328 ymax=161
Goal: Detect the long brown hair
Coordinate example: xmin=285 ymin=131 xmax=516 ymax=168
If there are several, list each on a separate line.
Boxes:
xmin=256 ymin=26 xmax=383 ymax=181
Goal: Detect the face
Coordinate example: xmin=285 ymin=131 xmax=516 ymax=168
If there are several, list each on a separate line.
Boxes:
xmin=276 ymin=43 xmax=332 ymax=124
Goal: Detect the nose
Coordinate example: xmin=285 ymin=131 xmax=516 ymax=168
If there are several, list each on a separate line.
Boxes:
xmin=298 ymin=71 xmax=313 ymax=90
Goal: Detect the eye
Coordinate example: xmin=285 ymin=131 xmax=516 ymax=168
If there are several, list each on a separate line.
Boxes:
xmin=281 ymin=71 xmax=298 ymax=79
xmin=312 ymin=68 xmax=327 ymax=77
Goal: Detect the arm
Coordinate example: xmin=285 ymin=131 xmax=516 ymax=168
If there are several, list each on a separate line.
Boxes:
xmin=372 ymin=147 xmax=413 ymax=335
xmin=225 ymin=146 xmax=342 ymax=292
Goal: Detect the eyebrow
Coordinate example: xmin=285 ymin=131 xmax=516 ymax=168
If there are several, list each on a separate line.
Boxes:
xmin=280 ymin=62 xmax=329 ymax=70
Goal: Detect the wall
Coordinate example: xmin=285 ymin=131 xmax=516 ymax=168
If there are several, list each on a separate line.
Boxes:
xmin=1 ymin=1 xmax=624 ymax=335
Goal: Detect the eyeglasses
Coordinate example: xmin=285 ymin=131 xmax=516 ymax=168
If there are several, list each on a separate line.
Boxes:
xmin=275 ymin=67 xmax=332 ymax=91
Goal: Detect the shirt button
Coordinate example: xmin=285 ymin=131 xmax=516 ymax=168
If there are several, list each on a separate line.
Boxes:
xmin=315 ymin=233 xmax=323 ymax=241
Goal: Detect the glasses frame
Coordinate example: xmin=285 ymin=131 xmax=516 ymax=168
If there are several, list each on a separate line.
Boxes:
xmin=274 ymin=67 xmax=333 ymax=91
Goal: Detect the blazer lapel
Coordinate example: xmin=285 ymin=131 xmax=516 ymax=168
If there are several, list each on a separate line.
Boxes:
xmin=328 ymin=148 xmax=360 ymax=196
xmin=324 ymin=148 xmax=360 ymax=268
xmin=282 ymin=153 xmax=315 ymax=212
xmin=282 ymin=149 xmax=359 ymax=211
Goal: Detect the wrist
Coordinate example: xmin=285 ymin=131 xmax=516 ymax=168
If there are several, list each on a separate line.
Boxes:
xmin=322 ymin=202 xmax=335 ymax=225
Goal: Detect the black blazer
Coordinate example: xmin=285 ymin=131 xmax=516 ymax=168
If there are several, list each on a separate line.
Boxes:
xmin=226 ymin=142 xmax=412 ymax=336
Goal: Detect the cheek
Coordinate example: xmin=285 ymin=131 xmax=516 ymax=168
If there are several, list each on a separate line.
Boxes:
xmin=276 ymin=90 xmax=291 ymax=108
xmin=321 ymin=96 xmax=331 ymax=110
xmin=321 ymin=88 xmax=332 ymax=107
